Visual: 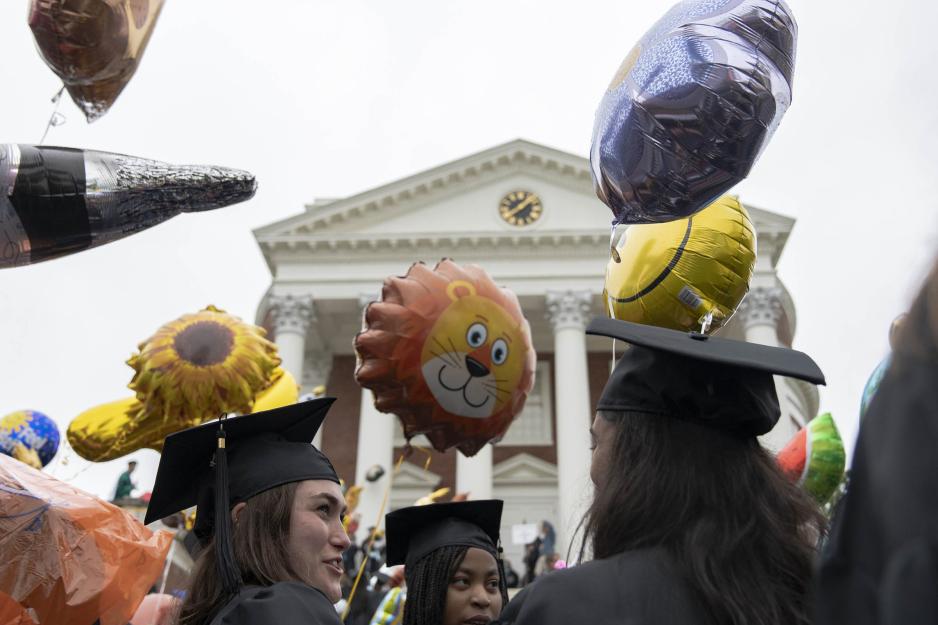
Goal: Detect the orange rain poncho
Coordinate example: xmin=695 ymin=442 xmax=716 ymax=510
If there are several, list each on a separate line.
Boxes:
xmin=0 ymin=455 xmax=172 ymax=625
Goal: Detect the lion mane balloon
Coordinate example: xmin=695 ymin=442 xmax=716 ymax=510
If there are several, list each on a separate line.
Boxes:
xmin=355 ymin=260 xmax=536 ymax=456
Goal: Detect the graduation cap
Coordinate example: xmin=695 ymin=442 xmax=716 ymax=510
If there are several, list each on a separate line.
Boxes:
xmin=385 ymin=500 xmax=503 ymax=570
xmin=587 ymin=317 xmax=825 ymax=437
xmin=144 ymin=399 xmax=339 ymax=595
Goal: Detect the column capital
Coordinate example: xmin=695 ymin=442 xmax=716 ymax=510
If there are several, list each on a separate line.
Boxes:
xmin=736 ymin=286 xmax=784 ymax=330
xmin=545 ymin=290 xmax=593 ymax=332
xmin=302 ymin=350 xmax=334 ymax=391
xmin=269 ymin=294 xmax=314 ymax=337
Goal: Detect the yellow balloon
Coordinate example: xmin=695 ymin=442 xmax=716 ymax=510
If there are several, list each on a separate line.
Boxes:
xmin=68 ymin=368 xmax=299 ymax=462
xmin=604 ymin=195 xmax=756 ymax=333
xmin=250 ymin=369 xmax=299 ymax=413
xmin=67 ymin=306 xmax=294 ymax=462
xmin=12 ymin=443 xmax=42 ymax=470
xmin=344 ymin=485 xmax=363 ymax=515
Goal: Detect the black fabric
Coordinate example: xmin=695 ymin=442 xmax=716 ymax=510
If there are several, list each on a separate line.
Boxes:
xmin=209 ymin=582 xmax=342 ymax=624
xmin=495 ymin=548 xmax=714 ymax=625
xmin=144 ymin=399 xmax=340 ymax=539
xmin=385 ymin=500 xmax=502 ymax=569
xmin=9 ymin=145 xmax=92 ymax=263
xmin=587 ymin=317 xmax=825 ymax=382
xmin=815 ymin=281 xmax=938 ymax=624
xmin=587 ymin=317 xmax=825 ymax=436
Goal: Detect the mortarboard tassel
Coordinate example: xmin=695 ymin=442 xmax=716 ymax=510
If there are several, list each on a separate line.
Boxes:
xmin=214 ymin=426 xmax=243 ymax=595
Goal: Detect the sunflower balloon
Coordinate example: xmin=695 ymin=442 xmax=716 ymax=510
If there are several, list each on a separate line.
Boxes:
xmin=68 ymin=306 xmax=299 ymax=462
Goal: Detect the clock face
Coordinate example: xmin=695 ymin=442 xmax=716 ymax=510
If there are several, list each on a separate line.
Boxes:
xmin=499 ymin=191 xmax=543 ymax=226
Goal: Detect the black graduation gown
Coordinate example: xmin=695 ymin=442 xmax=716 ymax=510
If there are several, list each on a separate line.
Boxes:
xmin=496 ymin=547 xmax=713 ymax=625
xmin=815 ymin=294 xmax=938 ymax=624
xmin=209 ymin=582 xmax=342 ymax=625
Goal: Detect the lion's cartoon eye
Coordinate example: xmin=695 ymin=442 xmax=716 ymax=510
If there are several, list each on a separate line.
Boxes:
xmin=466 ymin=323 xmax=488 ymax=348
xmin=491 ymin=339 xmax=509 ymax=365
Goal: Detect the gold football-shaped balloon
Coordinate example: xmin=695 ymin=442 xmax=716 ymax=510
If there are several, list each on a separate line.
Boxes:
xmin=604 ymin=195 xmax=756 ymax=333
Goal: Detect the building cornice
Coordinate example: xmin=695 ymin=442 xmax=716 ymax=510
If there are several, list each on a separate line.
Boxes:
xmin=258 ymin=229 xmax=609 ymax=259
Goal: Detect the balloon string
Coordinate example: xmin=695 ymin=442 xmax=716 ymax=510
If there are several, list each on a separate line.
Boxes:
xmin=52 ymin=414 xmax=138 ymax=484
xmin=157 ymin=538 xmax=175 ymax=596
xmin=409 ymin=443 xmax=434 ymax=471
xmin=39 ymin=86 xmax=66 ymax=145
xmin=342 ymin=452 xmax=406 ymax=622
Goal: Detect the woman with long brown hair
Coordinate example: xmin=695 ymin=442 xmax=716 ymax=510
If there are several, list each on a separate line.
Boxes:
xmin=498 ymin=318 xmax=827 ymax=625
xmin=144 ymin=400 xmax=351 ymax=625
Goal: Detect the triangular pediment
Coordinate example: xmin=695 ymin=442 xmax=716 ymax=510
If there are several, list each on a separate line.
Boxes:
xmin=255 ymin=139 xmax=594 ymax=239
xmin=254 ymin=139 xmax=797 ymax=270
xmin=493 ymin=453 xmax=558 ymax=486
xmin=391 ymin=461 xmax=442 ymax=489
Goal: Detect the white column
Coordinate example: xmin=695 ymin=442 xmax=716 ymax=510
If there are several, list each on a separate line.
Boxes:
xmin=545 ymin=290 xmax=594 ymax=558
xmin=354 ymin=293 xmax=394 ymax=533
xmin=737 ymin=287 xmax=791 ymax=450
xmin=270 ymin=294 xmax=316 ymax=442
xmin=456 ymin=444 xmax=493 ymax=500
xmin=355 ymin=390 xmax=395 ymax=533
xmin=737 ymin=286 xmax=783 ymax=348
xmin=302 ymin=351 xmax=334 ymax=397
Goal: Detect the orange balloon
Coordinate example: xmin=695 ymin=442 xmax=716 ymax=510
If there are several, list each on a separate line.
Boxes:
xmin=355 ymin=260 xmax=536 ymax=456
xmin=0 ymin=455 xmax=172 ymax=625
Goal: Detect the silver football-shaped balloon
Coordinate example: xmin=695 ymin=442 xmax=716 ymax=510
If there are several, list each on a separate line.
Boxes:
xmin=591 ymin=0 xmax=797 ymax=225
xmin=0 ymin=144 xmax=257 ymax=268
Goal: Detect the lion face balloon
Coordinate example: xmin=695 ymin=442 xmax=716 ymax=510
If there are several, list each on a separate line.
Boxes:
xmin=355 ymin=260 xmax=536 ymax=456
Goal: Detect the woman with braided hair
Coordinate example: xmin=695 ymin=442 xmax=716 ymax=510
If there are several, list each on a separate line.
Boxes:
xmin=385 ymin=500 xmax=508 ymax=625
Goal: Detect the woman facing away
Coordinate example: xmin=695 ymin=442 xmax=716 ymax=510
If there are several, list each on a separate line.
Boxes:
xmin=385 ymin=500 xmax=509 ymax=625
xmin=143 ymin=400 xmax=351 ymax=625
xmin=498 ymin=318 xmax=827 ymax=625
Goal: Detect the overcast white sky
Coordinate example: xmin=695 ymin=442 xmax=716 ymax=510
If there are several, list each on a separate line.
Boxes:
xmin=2 ymin=0 xmax=937 ymax=499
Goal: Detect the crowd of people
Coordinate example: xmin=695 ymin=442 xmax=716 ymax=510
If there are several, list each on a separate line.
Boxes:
xmin=121 ymin=262 xmax=938 ymax=625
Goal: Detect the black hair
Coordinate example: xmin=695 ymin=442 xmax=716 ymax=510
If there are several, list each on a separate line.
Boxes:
xmin=402 ymin=545 xmax=509 ymax=625
xmin=584 ymin=410 xmax=826 ymax=625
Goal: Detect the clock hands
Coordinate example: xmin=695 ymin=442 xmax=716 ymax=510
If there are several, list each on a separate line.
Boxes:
xmin=503 ymin=194 xmax=539 ymax=218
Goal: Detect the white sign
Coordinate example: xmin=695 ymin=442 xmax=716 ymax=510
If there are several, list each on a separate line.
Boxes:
xmin=511 ymin=523 xmax=539 ymax=545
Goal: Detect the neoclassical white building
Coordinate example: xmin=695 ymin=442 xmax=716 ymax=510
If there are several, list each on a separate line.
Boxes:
xmin=253 ymin=139 xmax=818 ymax=566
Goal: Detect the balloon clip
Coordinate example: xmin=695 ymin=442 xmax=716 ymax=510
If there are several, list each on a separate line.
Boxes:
xmin=698 ymin=311 xmax=715 ymax=336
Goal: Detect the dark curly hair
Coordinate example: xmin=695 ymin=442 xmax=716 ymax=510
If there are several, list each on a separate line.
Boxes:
xmin=402 ymin=545 xmax=509 ymax=625
xmin=583 ymin=410 xmax=826 ymax=625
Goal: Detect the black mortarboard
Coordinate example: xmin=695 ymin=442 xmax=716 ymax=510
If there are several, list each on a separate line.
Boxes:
xmin=587 ymin=317 xmax=825 ymax=436
xmin=144 ymin=399 xmax=339 ymax=594
xmin=385 ymin=500 xmax=503 ymax=570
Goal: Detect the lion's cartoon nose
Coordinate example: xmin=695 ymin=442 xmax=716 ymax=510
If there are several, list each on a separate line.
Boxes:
xmin=465 ymin=355 xmax=490 ymax=378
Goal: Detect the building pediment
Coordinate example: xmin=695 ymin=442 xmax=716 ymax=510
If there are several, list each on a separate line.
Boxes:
xmin=391 ymin=460 xmax=442 ymax=489
xmin=493 ymin=453 xmax=558 ymax=486
xmin=255 ymin=139 xmax=795 ymax=270
xmin=255 ymin=139 xmax=594 ymax=241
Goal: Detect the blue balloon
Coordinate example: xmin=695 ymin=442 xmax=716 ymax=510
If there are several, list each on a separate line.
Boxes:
xmin=0 ymin=410 xmax=60 ymax=466
xmin=860 ymin=357 xmax=891 ymax=420
xmin=591 ymin=0 xmax=797 ymax=225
